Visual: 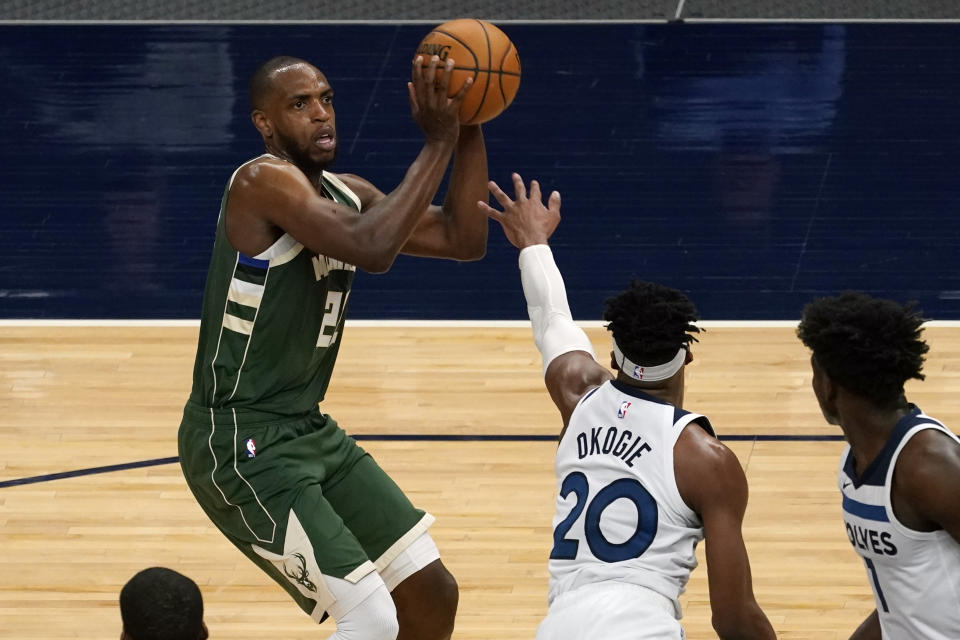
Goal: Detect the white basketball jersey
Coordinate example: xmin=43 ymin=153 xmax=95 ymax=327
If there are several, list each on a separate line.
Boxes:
xmin=547 ymin=380 xmax=714 ymax=618
xmin=838 ymin=406 xmax=960 ymax=639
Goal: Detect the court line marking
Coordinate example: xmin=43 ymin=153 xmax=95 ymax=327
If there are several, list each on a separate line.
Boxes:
xmin=3 ymin=319 xmax=960 ymax=328
xmin=0 ymin=434 xmax=845 ymax=489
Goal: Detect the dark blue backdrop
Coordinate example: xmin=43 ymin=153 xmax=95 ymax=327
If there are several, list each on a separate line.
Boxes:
xmin=2 ymin=23 xmax=958 ymax=319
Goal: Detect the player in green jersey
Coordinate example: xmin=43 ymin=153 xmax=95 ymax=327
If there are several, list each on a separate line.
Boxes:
xmin=178 ymin=54 xmax=487 ymax=640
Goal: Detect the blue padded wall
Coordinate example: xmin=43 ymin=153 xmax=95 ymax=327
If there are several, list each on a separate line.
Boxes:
xmin=1 ymin=23 xmax=958 ymax=319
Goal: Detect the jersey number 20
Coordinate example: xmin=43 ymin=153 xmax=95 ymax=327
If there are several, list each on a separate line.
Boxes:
xmin=550 ymin=472 xmax=659 ymax=563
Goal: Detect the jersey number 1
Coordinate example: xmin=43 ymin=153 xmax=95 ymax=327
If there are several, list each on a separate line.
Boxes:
xmin=550 ymin=472 xmax=659 ymax=563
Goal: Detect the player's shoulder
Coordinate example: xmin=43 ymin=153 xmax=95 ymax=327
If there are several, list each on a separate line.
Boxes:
xmin=548 ymin=352 xmax=613 ymax=427
xmin=896 ymin=425 xmax=960 ymax=488
xmin=677 ymin=420 xmax=733 ymax=468
xmin=893 ymin=422 xmax=960 ymax=529
xmin=230 ymin=155 xmax=305 ymax=189
xmin=674 ymin=419 xmax=746 ymax=515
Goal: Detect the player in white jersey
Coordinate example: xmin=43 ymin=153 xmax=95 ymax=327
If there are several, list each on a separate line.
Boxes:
xmin=479 ymin=174 xmax=776 ymax=640
xmin=797 ymin=293 xmax=960 ymax=639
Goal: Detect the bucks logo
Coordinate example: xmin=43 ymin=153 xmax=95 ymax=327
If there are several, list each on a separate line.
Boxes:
xmin=283 ymin=553 xmax=317 ymax=592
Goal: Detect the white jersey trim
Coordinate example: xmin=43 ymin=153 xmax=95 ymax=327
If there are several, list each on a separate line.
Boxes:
xmin=660 ymin=413 xmax=708 ymax=524
xmin=323 ymin=170 xmax=363 ymax=211
xmin=253 ymin=232 xmax=303 ymax=266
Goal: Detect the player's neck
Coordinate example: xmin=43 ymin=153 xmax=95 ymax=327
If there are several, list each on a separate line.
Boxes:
xmin=839 ymin=396 xmax=911 ymax=474
xmin=263 ymin=144 xmax=327 ymax=188
xmin=614 ymin=373 xmax=683 ymax=408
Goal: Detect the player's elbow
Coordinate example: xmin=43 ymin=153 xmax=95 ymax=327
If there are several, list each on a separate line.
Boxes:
xmin=349 ymin=245 xmax=397 ymax=274
xmin=712 ymin=605 xmax=775 ymax=640
xmin=444 ymin=228 xmax=487 ymax=261
xmin=450 ymin=241 xmax=486 ymax=261
xmin=358 ymin=254 xmax=396 ymax=274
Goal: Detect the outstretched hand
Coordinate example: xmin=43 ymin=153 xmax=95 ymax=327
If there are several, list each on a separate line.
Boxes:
xmin=478 ymin=173 xmax=561 ymax=249
xmin=409 ymin=55 xmax=472 ymax=145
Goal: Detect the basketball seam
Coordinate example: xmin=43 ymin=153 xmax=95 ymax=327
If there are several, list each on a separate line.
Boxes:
xmin=465 ymin=19 xmax=492 ymax=124
xmin=497 ymin=43 xmax=513 ymax=105
xmin=443 ymin=67 xmax=519 ymax=76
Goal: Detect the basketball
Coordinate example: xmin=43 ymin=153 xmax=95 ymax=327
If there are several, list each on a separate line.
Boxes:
xmin=414 ymin=18 xmax=521 ymax=125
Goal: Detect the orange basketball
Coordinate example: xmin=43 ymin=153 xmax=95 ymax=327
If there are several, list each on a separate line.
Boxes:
xmin=414 ymin=18 xmax=521 ymax=125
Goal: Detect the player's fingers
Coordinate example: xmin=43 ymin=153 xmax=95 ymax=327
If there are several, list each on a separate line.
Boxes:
xmin=529 ymin=179 xmax=542 ymax=203
xmin=451 ymin=74 xmax=474 ymax=104
xmin=548 ymin=190 xmax=561 ymax=214
xmin=433 ymin=58 xmax=460 ymax=110
xmin=411 ymin=56 xmax=429 ymax=98
xmin=488 ymin=180 xmax=514 ymax=208
xmin=429 ymin=58 xmax=448 ymax=108
xmin=411 ymin=56 xmax=423 ymax=84
xmin=512 ymin=173 xmax=527 ymax=200
xmin=422 ymin=55 xmax=439 ymax=95
xmin=438 ymin=57 xmax=455 ymax=89
xmin=407 ymin=82 xmax=419 ymax=116
xmin=477 ymin=201 xmax=503 ymax=219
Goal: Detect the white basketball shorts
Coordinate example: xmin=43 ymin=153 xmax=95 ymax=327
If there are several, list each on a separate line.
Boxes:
xmin=535 ymin=581 xmax=684 ymax=640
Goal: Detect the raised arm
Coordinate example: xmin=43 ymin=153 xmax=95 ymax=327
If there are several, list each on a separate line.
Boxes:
xmin=226 ymin=55 xmax=471 ymax=274
xmin=402 ymin=123 xmax=489 ymax=260
xmin=480 ymin=174 xmax=612 ymax=426
xmin=337 ymin=124 xmax=489 ymax=262
xmin=674 ymin=425 xmax=777 ymax=640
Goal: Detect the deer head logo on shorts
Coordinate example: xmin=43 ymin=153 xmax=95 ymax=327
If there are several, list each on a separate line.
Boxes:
xmin=284 ymin=553 xmax=318 ymax=593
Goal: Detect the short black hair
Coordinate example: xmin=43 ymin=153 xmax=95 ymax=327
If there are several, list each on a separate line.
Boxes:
xmin=120 ymin=567 xmax=206 ymax=640
xmin=797 ymin=291 xmax=928 ymax=407
xmin=249 ymin=55 xmax=311 ymax=111
xmin=603 ymin=280 xmax=700 ymax=365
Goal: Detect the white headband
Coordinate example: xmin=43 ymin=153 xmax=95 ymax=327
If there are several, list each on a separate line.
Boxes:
xmin=612 ymin=339 xmax=686 ymax=382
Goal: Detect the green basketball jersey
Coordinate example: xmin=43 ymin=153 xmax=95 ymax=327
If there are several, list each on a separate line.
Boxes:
xmin=188 ymin=156 xmax=361 ymax=416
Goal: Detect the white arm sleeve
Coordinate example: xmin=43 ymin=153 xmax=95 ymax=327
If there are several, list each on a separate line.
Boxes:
xmin=518 ymin=244 xmax=597 ymax=375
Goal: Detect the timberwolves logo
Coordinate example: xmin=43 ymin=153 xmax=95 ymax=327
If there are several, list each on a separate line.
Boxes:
xmin=284 ymin=553 xmax=317 ymax=592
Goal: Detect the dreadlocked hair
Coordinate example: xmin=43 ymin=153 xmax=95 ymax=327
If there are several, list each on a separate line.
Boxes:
xmin=797 ymin=291 xmax=928 ymax=407
xmin=602 ymin=280 xmax=700 ymax=366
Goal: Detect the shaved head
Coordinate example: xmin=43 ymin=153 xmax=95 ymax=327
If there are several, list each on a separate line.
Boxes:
xmin=249 ymin=56 xmax=314 ymax=111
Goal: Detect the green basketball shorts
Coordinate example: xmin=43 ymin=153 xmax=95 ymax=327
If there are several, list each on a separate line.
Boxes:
xmin=177 ymin=402 xmax=433 ymax=620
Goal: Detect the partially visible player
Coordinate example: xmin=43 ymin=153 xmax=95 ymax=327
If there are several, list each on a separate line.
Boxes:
xmin=479 ymin=174 xmax=776 ymax=640
xmin=797 ymin=293 xmax=960 ymax=639
xmin=120 ymin=567 xmax=208 ymax=640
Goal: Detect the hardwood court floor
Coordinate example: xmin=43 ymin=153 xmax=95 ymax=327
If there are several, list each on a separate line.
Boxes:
xmin=1 ymin=324 xmax=957 ymax=639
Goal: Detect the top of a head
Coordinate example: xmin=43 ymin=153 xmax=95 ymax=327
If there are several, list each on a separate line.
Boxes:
xmin=249 ymin=55 xmax=315 ymax=111
xmin=603 ymin=280 xmax=700 ymax=367
xmin=120 ymin=567 xmax=205 ymax=640
xmin=797 ymin=291 xmax=928 ymax=406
